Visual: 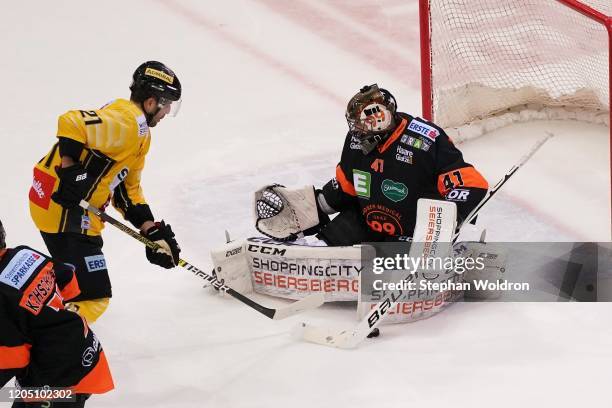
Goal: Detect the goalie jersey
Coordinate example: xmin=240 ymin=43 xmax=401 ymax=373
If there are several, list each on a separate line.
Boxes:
xmin=29 ymin=99 xmax=153 ymax=235
xmin=321 ymin=113 xmax=488 ymax=239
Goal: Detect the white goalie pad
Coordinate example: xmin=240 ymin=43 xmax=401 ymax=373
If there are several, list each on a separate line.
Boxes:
xmin=453 ymin=233 xmax=507 ymax=300
xmin=210 ymin=240 xmax=253 ymax=296
xmin=357 ymin=199 xmax=461 ymax=325
xmin=246 ymin=237 xmax=362 ymax=301
xmin=253 ymin=184 xmax=319 ymax=241
xmin=213 ymin=199 xmax=502 ymax=326
xmin=210 ymin=236 xmax=362 ymax=301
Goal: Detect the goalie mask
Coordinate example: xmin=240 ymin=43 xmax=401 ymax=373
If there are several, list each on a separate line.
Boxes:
xmin=345 ymin=84 xmax=397 ymax=155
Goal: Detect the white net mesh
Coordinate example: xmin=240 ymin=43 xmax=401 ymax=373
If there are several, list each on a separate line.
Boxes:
xmin=425 ymin=0 xmax=610 ymax=133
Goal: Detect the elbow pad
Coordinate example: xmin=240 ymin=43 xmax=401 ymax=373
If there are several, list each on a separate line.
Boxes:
xmin=58 ymin=137 xmax=84 ymax=161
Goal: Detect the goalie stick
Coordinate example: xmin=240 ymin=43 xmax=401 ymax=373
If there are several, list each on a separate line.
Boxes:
xmin=298 ymin=134 xmax=553 ymax=348
xmin=454 ymin=132 xmax=554 ymax=239
xmin=79 ymin=200 xmax=324 ymax=320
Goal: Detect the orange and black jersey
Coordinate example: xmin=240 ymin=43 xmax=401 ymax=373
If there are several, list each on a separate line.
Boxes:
xmin=321 ymin=113 xmax=488 ymax=239
xmin=0 ymin=246 xmax=113 ymax=394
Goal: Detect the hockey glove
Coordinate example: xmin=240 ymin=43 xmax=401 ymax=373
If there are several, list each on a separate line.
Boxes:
xmin=52 ymin=163 xmax=92 ymax=208
xmin=144 ymin=221 xmax=181 ymax=269
xmin=254 ymin=184 xmax=326 ymax=241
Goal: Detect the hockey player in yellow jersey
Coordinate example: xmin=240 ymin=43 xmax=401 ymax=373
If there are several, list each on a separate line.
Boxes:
xmin=29 ymin=61 xmax=182 ymax=323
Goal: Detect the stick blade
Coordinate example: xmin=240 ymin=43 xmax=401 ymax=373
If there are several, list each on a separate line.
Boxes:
xmin=296 ymin=322 xmax=360 ymax=349
xmin=272 ymin=293 xmax=325 ymax=320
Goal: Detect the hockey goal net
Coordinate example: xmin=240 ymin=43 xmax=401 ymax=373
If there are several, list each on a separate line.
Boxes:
xmin=420 ymin=0 xmax=611 ymax=142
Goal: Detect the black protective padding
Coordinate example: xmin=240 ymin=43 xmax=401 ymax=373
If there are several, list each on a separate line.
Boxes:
xmin=58 ymin=137 xmax=85 ymax=161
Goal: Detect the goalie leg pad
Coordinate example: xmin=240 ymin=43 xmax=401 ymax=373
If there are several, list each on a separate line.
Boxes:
xmin=245 ymin=237 xmax=362 ymax=301
xmin=454 ymin=238 xmax=507 ymax=300
xmin=357 ymin=199 xmax=460 ymax=325
xmin=210 ymin=240 xmax=252 ymax=296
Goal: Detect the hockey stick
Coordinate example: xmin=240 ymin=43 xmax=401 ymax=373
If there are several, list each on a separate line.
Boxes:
xmin=454 ymin=132 xmax=554 ymax=239
xmin=79 ymin=200 xmax=324 ymax=320
xmin=298 ymin=134 xmax=553 ymax=348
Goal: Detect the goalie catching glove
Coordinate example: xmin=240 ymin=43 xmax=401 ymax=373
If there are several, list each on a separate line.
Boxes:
xmin=254 ymin=184 xmax=330 ymax=241
xmin=143 ymin=221 xmax=181 ymax=268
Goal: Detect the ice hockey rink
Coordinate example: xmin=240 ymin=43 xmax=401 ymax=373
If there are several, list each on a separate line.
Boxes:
xmin=1 ymin=0 xmax=611 ymax=407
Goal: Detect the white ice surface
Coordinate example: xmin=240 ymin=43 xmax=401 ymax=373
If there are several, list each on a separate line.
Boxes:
xmin=1 ymin=1 xmax=610 ymax=407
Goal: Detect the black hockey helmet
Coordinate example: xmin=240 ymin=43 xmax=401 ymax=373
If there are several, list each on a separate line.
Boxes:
xmin=130 ymin=61 xmax=182 ymax=117
xmin=345 ymin=84 xmax=397 ymax=154
xmin=130 ymin=61 xmax=181 ymax=101
xmin=0 ymin=219 xmax=5 ymax=249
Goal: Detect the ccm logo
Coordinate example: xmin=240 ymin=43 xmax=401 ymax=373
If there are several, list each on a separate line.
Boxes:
xmin=76 ymin=173 xmax=87 ymax=182
xmin=247 ymin=244 xmax=286 ymax=256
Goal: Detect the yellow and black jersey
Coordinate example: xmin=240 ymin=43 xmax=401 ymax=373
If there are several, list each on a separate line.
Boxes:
xmin=29 ymin=98 xmax=151 ymax=235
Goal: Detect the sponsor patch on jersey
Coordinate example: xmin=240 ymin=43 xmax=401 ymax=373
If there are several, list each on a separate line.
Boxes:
xmin=353 ymin=170 xmax=371 ymax=198
xmin=395 ymin=146 xmax=413 ymax=164
xmin=82 ymin=333 xmax=101 ymax=367
xmin=363 ymin=204 xmax=404 ymax=236
xmin=0 ymin=249 xmax=45 ymax=290
xmin=137 ymin=114 xmax=149 ymax=136
xmin=445 ymin=189 xmax=470 ymax=202
xmin=407 ymin=119 xmax=439 ymax=142
xmin=401 ymin=134 xmax=431 ymax=151
xmin=144 ymin=67 xmax=174 ymax=84
xmin=19 ymin=265 xmax=56 ymax=315
xmin=349 ymin=135 xmax=362 ymax=150
xmin=29 ymin=168 xmax=57 ymax=210
xmin=381 ymin=179 xmax=408 ymax=202
xmin=81 ymin=215 xmax=91 ymax=230
xmin=84 ymin=255 xmax=107 ymax=272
